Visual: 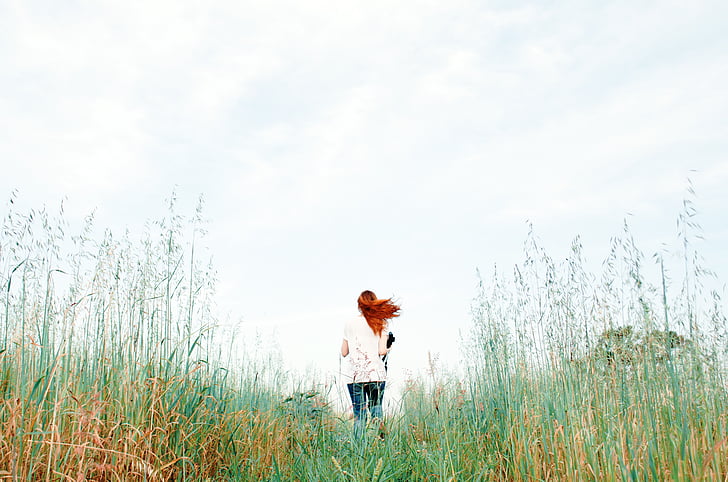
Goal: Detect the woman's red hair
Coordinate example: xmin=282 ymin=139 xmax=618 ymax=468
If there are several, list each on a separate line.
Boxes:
xmin=358 ymin=290 xmax=400 ymax=336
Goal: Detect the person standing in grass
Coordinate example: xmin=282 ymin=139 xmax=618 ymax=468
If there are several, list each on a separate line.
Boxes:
xmin=340 ymin=290 xmax=400 ymax=438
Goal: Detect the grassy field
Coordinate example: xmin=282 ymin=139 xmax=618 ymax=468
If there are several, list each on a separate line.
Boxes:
xmin=1 ymin=196 xmax=727 ymax=481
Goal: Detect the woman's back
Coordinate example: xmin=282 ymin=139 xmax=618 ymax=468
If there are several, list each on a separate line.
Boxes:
xmin=343 ymin=316 xmax=387 ymax=383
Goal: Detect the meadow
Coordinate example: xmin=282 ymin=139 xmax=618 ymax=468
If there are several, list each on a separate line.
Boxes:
xmin=1 ymin=194 xmax=727 ymax=481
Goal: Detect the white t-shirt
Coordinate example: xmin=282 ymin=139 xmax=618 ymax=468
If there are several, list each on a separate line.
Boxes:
xmin=343 ymin=316 xmax=387 ymax=383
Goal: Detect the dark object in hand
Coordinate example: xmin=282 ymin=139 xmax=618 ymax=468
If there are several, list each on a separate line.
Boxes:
xmin=382 ymin=332 xmax=395 ymax=370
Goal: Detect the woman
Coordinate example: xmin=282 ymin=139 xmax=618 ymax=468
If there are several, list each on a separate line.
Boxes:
xmin=341 ymin=290 xmax=400 ymax=437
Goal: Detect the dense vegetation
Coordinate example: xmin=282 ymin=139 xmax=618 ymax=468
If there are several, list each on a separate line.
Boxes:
xmin=1 ymin=192 xmax=726 ymax=480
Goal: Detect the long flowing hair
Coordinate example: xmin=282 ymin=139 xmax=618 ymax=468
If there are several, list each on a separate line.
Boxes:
xmin=357 ymin=290 xmax=400 ymax=336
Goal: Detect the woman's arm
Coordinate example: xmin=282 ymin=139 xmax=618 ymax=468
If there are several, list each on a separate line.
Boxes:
xmin=341 ymin=339 xmax=349 ymax=357
xmin=378 ymin=330 xmax=389 ymax=356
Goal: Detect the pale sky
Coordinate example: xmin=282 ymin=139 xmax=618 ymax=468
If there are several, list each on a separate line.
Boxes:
xmin=1 ymin=1 xmax=727 ymax=404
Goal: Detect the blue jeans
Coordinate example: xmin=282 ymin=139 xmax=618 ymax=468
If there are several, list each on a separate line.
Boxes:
xmin=347 ymin=381 xmax=385 ymax=437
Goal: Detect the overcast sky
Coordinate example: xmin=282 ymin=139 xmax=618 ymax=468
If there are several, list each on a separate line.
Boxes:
xmin=1 ymin=1 xmax=727 ymax=402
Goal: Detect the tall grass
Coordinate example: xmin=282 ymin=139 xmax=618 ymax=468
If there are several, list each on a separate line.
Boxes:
xmin=456 ymin=194 xmax=728 ymax=480
xmin=1 ymin=190 xmax=726 ymax=480
xmin=0 ymin=193 xmax=289 ymax=480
